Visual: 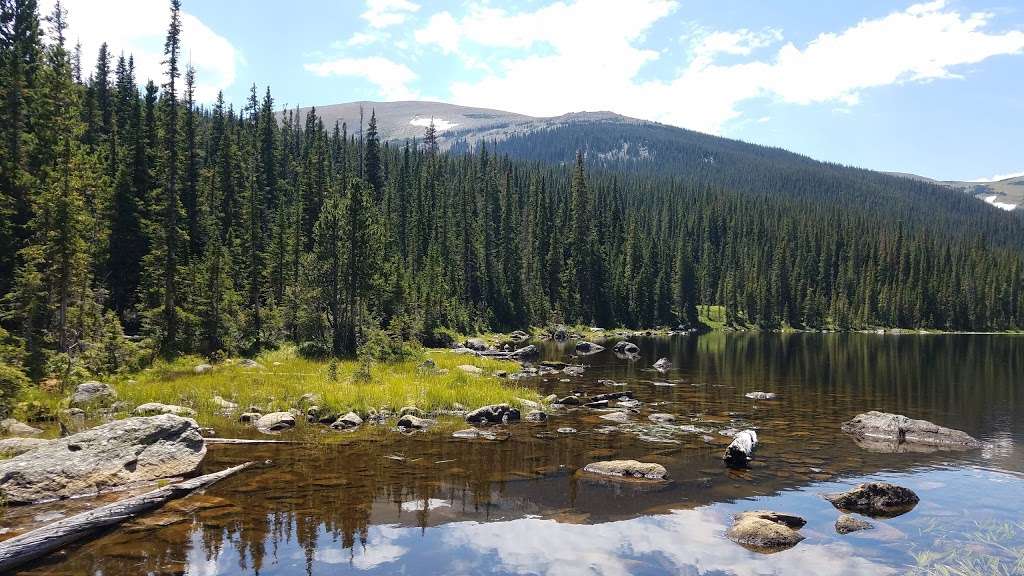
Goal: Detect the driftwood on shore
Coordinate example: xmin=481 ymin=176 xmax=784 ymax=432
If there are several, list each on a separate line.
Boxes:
xmin=0 ymin=462 xmax=253 ymax=573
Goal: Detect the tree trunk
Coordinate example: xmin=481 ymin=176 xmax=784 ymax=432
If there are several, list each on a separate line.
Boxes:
xmin=0 ymin=462 xmax=252 ymax=573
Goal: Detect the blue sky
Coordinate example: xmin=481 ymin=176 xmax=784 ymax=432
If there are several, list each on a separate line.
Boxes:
xmin=52 ymin=0 xmax=1024 ymax=181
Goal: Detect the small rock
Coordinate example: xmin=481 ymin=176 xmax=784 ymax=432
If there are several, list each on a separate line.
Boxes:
xmin=525 ymin=410 xmax=548 ymax=422
xmin=653 ymin=358 xmax=672 ymax=372
xmin=397 ymin=414 xmax=431 ymax=430
xmin=331 ymin=412 xmax=363 ymax=429
xmin=563 ymin=366 xmax=585 ymax=376
xmin=465 ymin=404 xmax=521 ymax=424
xmin=0 ymin=418 xmax=43 ymax=437
xmin=727 ymin=511 xmax=806 ymax=552
xmin=194 ymin=363 xmax=214 ymax=374
xmin=539 ymin=361 xmax=567 ymax=370
xmin=582 ymin=460 xmax=667 ymax=480
xmin=557 ymin=427 xmax=576 ymax=434
xmin=70 ymin=381 xmax=117 ymax=407
xmin=555 ymin=396 xmax=581 ymax=406
xmin=457 ymin=364 xmax=484 ymax=375
xmin=613 ymin=341 xmax=639 ymax=355
xmin=517 ymin=398 xmax=541 ymax=410
xmin=237 ymin=359 xmax=262 ymax=369
xmin=255 ymin=412 xmax=296 ymax=433
xmin=133 ymin=403 xmax=196 ymax=417
xmin=835 ymin=514 xmax=874 ymax=534
xmin=212 ymin=396 xmax=238 ymax=412
xmin=824 ymin=482 xmax=920 ymax=518
xmin=648 ymin=413 xmax=676 ymax=423
xmin=589 ymin=391 xmax=635 ymax=402
xmin=745 ymin=392 xmax=777 ymax=400
xmin=512 ymin=344 xmax=540 ymax=358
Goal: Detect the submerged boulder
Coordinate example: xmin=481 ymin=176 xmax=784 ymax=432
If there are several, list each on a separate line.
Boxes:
xmin=582 ymin=460 xmax=667 ymax=480
xmin=255 ymin=412 xmax=296 ymax=433
xmin=835 ymin=514 xmax=874 ymax=534
xmin=0 ymin=415 xmax=206 ymax=504
xmin=841 ymin=411 xmax=981 ymax=452
xmin=70 ymin=381 xmax=117 ymax=407
xmin=465 ymin=404 xmax=521 ymax=424
xmin=824 ymin=482 xmax=919 ymax=518
xmin=723 ymin=429 xmax=758 ymax=468
xmin=727 ymin=511 xmax=806 ymax=552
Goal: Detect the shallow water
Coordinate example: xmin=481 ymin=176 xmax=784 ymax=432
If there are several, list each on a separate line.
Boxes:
xmin=8 ymin=333 xmax=1024 ymax=575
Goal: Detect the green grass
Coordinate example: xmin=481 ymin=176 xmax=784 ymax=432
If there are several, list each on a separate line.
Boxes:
xmin=108 ymin=346 xmax=537 ymax=429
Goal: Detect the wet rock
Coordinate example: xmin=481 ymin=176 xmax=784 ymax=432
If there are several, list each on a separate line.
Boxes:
xmin=457 ymin=364 xmax=484 ymax=375
xmin=617 ymin=399 xmax=641 ymax=408
xmin=509 ymin=330 xmax=530 ymax=343
xmin=563 ymin=366 xmax=585 ymax=376
xmin=590 ymin=391 xmax=635 ymax=402
xmin=331 ymin=412 xmax=363 ymax=430
xmin=727 ymin=511 xmax=806 ymax=552
xmin=584 ymin=400 xmax=609 ymax=408
xmin=824 ymin=482 xmax=920 ymax=518
xmin=0 ymin=418 xmax=43 ymax=437
xmin=575 ymin=341 xmax=605 ymax=355
xmin=0 ymin=437 xmax=51 ymax=456
xmin=133 ymin=403 xmax=196 ymax=417
xmin=466 ymin=404 xmax=521 ymax=424
xmin=613 ymin=341 xmax=639 ymax=354
xmin=582 ymin=460 xmax=668 ymax=480
xmin=255 ymin=412 xmax=296 ymax=433
xmin=557 ymin=427 xmax=577 ymax=434
xmin=0 ymin=415 xmax=206 ymax=504
xmin=600 ymin=412 xmax=631 ymax=423
xmin=238 ymin=412 xmax=262 ymax=423
xmin=723 ymin=429 xmax=758 ymax=468
xmin=653 ymin=358 xmax=672 ymax=372
xmin=745 ymin=392 xmax=777 ymax=400
xmin=841 ymin=411 xmax=981 ymax=451
xmin=70 ymin=381 xmax=117 ymax=407
xmin=397 ymin=414 xmax=431 ymax=430
xmin=238 ymin=359 xmax=262 ymax=369
xmin=540 ymin=361 xmax=568 ymax=370
xmin=512 ymin=344 xmax=540 ymax=358
xmin=525 ymin=410 xmax=548 ymax=422
xmin=835 ymin=514 xmax=874 ymax=534
xmin=212 ymin=395 xmax=238 ymax=412
xmin=464 ymin=338 xmax=487 ymax=351
xmin=453 ymin=427 xmax=508 ymax=441
xmin=648 ymin=413 xmax=676 ymax=423
xmin=193 ymin=363 xmax=213 ymax=374
xmin=555 ymin=396 xmax=581 ymax=406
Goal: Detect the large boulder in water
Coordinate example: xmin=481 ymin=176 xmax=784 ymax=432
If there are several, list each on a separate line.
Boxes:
xmin=824 ymin=482 xmax=919 ymax=518
xmin=465 ymin=404 xmax=521 ymax=424
xmin=653 ymin=358 xmax=672 ymax=372
xmin=841 ymin=411 xmax=981 ymax=452
xmin=511 ymin=344 xmax=539 ymax=358
xmin=723 ymin=429 xmax=758 ymax=468
xmin=727 ymin=511 xmax=806 ymax=552
xmin=70 ymin=381 xmax=117 ymax=407
xmin=575 ymin=341 xmax=605 ymax=355
xmin=0 ymin=415 xmax=206 ymax=504
xmin=582 ymin=460 xmax=667 ymax=481
xmin=613 ymin=341 xmax=639 ymax=355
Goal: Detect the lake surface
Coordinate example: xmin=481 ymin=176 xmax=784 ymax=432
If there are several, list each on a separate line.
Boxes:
xmin=9 ymin=333 xmax=1024 ymax=575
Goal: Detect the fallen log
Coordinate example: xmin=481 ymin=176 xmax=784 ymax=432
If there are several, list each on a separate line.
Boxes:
xmin=0 ymin=462 xmax=253 ymax=573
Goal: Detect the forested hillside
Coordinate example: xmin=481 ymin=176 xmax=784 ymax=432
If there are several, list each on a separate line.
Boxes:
xmin=1 ymin=0 xmax=1022 ymax=391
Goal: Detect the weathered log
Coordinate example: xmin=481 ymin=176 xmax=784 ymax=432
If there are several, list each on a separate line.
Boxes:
xmin=0 ymin=462 xmax=253 ymax=573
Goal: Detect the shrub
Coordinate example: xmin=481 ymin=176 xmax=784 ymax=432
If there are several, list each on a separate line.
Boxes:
xmin=0 ymin=363 xmax=30 ymax=417
xmin=297 ymin=340 xmax=331 ymax=360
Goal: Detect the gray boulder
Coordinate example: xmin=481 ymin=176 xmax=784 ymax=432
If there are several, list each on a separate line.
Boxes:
xmin=525 ymin=410 xmax=548 ymax=422
xmin=575 ymin=341 xmax=605 ymax=355
xmin=724 ymin=430 xmax=758 ymax=468
xmin=613 ymin=341 xmax=639 ymax=355
xmin=133 ymin=403 xmax=196 ymax=417
xmin=331 ymin=412 xmax=363 ymax=429
xmin=255 ymin=412 xmax=296 ymax=433
xmin=727 ymin=511 xmax=806 ymax=552
xmin=512 ymin=344 xmax=539 ymax=358
xmin=0 ymin=415 xmax=205 ymax=504
xmin=464 ymin=338 xmax=487 ymax=351
xmin=0 ymin=418 xmax=43 ymax=437
xmin=193 ymin=363 xmax=213 ymax=374
xmin=824 ymin=482 xmax=919 ymax=518
xmin=653 ymin=358 xmax=672 ymax=372
xmin=238 ymin=359 xmax=262 ymax=369
xmin=70 ymin=381 xmax=117 ymax=407
xmin=841 ymin=411 xmax=981 ymax=451
xmin=457 ymin=364 xmax=484 ymax=375
xmin=582 ymin=460 xmax=667 ymax=480
xmin=835 ymin=514 xmax=874 ymax=534
xmin=0 ymin=437 xmax=51 ymax=456
xmin=465 ymin=404 xmax=521 ymax=424
xmin=212 ymin=395 xmax=238 ymax=412
xmin=397 ymin=414 xmax=431 ymax=430
xmin=600 ymin=412 xmax=630 ymax=423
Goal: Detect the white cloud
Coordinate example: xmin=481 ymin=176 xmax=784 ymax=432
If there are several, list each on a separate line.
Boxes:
xmin=45 ymin=0 xmax=238 ymax=103
xmin=362 ymin=0 xmax=420 ymax=29
xmin=416 ymin=0 xmax=1024 ymax=134
xmin=972 ymin=171 xmax=1024 ymax=183
xmin=345 ymin=31 xmax=381 ymax=47
xmin=303 ymin=56 xmax=418 ymax=100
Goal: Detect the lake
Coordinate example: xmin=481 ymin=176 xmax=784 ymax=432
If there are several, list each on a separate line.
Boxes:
xmin=11 ymin=333 xmax=1024 ymax=575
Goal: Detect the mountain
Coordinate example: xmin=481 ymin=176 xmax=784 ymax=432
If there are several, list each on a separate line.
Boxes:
xmin=886 ymin=172 xmax=1023 ymax=211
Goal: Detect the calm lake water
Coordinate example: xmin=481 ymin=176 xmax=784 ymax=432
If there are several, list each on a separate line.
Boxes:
xmin=10 ymin=333 xmax=1024 ymax=575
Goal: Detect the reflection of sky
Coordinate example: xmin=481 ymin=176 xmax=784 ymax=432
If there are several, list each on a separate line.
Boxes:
xmin=183 ymin=468 xmax=1024 ymax=575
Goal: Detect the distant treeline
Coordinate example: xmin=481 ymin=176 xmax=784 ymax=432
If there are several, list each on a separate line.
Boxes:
xmin=1 ymin=0 xmax=1022 ymax=383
